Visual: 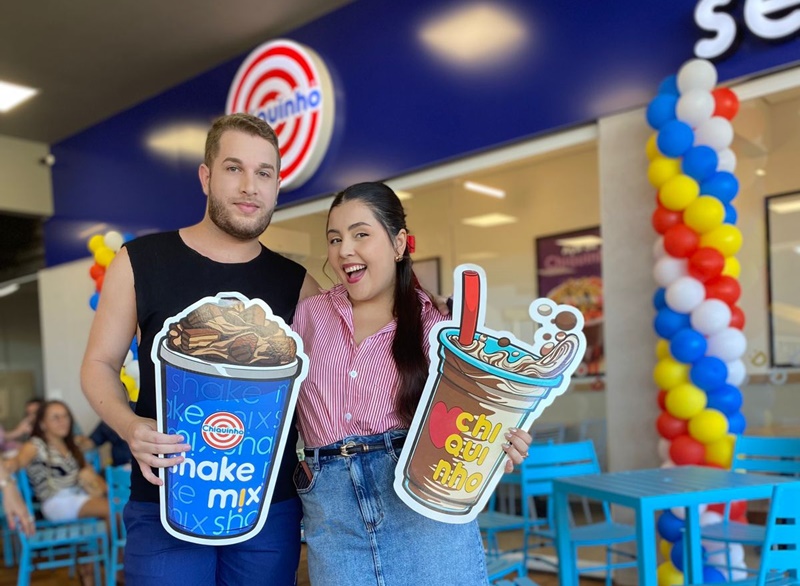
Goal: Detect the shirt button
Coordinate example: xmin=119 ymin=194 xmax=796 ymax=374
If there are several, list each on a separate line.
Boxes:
xmin=344 ymin=413 xmax=352 ymax=421
xmin=349 ymin=370 xmax=358 ymax=378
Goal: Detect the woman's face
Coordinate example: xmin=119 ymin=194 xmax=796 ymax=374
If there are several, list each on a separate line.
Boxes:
xmin=41 ymin=404 xmax=71 ymax=440
xmin=327 ymin=199 xmax=406 ymax=306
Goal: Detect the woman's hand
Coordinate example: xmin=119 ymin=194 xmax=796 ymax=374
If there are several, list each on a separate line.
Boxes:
xmin=502 ymin=427 xmax=533 ymax=473
xmin=78 ymin=467 xmax=107 ymax=498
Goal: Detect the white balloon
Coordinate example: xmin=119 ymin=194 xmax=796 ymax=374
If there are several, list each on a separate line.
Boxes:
xmin=671 ymin=503 xmax=707 ymax=520
xmin=726 ymin=359 xmax=747 ymax=386
xmin=678 ymin=59 xmax=718 ymax=93
xmin=653 ymin=256 xmax=688 ymax=288
xmin=666 ymin=276 xmax=706 ymax=313
xmin=707 ymin=327 xmax=748 ymax=362
xmin=702 ymin=538 xmax=728 ymax=553
xmin=653 ymin=236 xmax=666 ymax=260
xmin=694 ymin=116 xmax=734 ymax=151
xmin=677 ymin=89 xmax=715 ymax=128
xmin=658 ymin=438 xmax=671 ymax=461
xmin=660 ymin=459 xmax=676 ymax=469
xmin=730 ymin=568 xmax=749 ymax=581
xmin=716 ymin=148 xmax=737 ymax=172
xmin=728 ymin=543 xmax=745 ymax=564
xmin=700 ymin=510 xmax=724 ymax=526
xmin=104 ymin=230 xmax=124 ymax=252
xmin=124 ymin=350 xmax=134 ymax=366
xmin=125 ymin=359 xmax=140 ymax=380
xmin=691 ymin=299 xmax=732 ymax=336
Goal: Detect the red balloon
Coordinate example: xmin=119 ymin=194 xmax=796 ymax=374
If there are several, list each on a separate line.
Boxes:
xmin=670 ymin=435 xmax=706 ymax=465
xmin=657 ymin=389 xmax=667 ymax=411
xmin=707 ymin=503 xmax=725 ymax=515
xmin=95 ymin=273 xmax=105 ymax=292
xmin=652 ymin=205 xmax=683 ymax=235
xmin=706 ymin=275 xmax=741 ymax=306
xmin=89 ymin=263 xmax=106 ymax=280
xmin=688 ymin=247 xmax=725 ymax=283
xmin=712 ymin=88 xmax=739 ymax=120
xmin=730 ymin=305 xmax=745 ymax=329
xmin=729 ymin=500 xmax=747 ymax=519
xmin=657 ymin=412 xmax=688 ymax=440
xmin=663 ymin=224 xmax=700 ymax=258
xmin=731 ymin=514 xmax=748 ymax=524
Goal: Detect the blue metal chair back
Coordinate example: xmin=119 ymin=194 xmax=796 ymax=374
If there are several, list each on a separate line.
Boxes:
xmin=731 ymin=436 xmax=800 ymax=476
xmin=757 ymin=481 xmax=800 ymax=582
xmin=106 ymin=465 xmax=131 ymax=586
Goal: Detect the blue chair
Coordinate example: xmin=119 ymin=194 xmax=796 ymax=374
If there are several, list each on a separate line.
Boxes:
xmin=688 ymin=480 xmax=800 ymax=586
xmin=492 ymin=576 xmax=540 ymax=586
xmin=520 ymin=440 xmax=637 ymax=586
xmin=106 ymin=465 xmax=131 ymax=586
xmin=485 ymin=553 xmax=528 ymax=583
xmin=479 ymin=490 xmax=528 ymax=558
xmin=15 ymin=470 xmax=108 ymax=586
xmin=701 ymin=436 xmax=800 ymax=577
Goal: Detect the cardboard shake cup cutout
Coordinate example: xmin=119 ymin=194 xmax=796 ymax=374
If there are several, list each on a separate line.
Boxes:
xmin=153 ymin=292 xmax=308 ymax=545
xmin=394 ymin=265 xmax=586 ymax=523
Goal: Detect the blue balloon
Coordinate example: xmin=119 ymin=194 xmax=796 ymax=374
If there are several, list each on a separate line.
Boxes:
xmin=657 ymin=510 xmax=683 ymax=542
xmin=706 ymin=384 xmax=743 ymax=415
xmin=682 ymin=146 xmax=719 ymax=182
xmin=89 ymin=292 xmax=100 ymax=311
xmin=670 ymin=536 xmax=685 ymax=571
xmin=654 ymin=308 xmax=691 ymax=340
xmin=724 ymin=203 xmax=738 ymax=224
xmin=728 ymin=411 xmax=747 ymax=434
xmin=670 ymin=329 xmax=708 ymax=364
xmin=690 ymin=356 xmax=728 ymax=391
xmin=122 ymin=231 xmax=136 ymax=243
xmin=130 ymin=338 xmax=139 ymax=361
xmin=701 ymin=172 xmax=739 ymax=204
xmin=657 ymin=120 xmax=695 ymax=158
xmin=703 ymin=566 xmax=726 ymax=583
xmin=659 ymin=75 xmax=679 ymax=96
xmin=653 ymin=288 xmax=667 ymax=311
xmin=646 ymin=94 xmax=678 ymax=130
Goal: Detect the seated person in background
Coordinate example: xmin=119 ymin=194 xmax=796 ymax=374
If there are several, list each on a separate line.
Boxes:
xmin=7 ymin=400 xmax=109 ymax=523
xmin=83 ymin=420 xmax=132 ymax=467
xmin=3 ymin=399 xmax=43 ymax=449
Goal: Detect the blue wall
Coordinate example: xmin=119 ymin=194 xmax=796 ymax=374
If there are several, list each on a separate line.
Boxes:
xmin=48 ymin=0 xmax=800 ymax=265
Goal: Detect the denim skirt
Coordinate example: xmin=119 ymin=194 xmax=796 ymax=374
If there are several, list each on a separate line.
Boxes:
xmin=297 ymin=430 xmax=489 ymax=586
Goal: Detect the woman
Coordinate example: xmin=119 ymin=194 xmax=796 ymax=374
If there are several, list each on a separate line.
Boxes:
xmin=292 ymin=182 xmax=531 ymax=585
xmin=10 ymin=400 xmax=108 ymax=523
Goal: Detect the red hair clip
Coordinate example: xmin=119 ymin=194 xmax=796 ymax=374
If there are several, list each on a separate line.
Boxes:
xmin=407 ymin=234 xmax=416 ymax=254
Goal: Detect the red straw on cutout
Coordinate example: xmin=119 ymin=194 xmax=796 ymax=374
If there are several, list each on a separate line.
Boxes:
xmin=458 ymin=270 xmax=481 ymax=346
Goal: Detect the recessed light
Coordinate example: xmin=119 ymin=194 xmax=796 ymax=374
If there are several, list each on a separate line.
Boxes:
xmin=464 ymin=181 xmax=506 ymax=198
xmin=755 ymin=168 xmax=766 ymax=176
xmin=555 ymin=235 xmax=603 ymax=248
xmin=395 ymin=190 xmax=413 ymax=201
xmin=0 ymin=80 xmax=38 ymax=113
xmin=770 ymin=200 xmax=800 ymax=214
xmin=146 ymin=124 xmax=208 ymax=159
xmin=0 ymin=283 xmax=20 ymax=298
xmin=461 ymin=213 xmax=517 ymax=228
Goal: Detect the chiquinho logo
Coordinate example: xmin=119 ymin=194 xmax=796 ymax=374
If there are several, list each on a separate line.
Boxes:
xmin=201 ymin=412 xmax=245 ymax=450
xmin=226 ymin=39 xmax=335 ymax=191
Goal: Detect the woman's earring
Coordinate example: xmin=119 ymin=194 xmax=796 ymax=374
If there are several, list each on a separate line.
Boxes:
xmin=395 ymin=254 xmax=403 ymax=262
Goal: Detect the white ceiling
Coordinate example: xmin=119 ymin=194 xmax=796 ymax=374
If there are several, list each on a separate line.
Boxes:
xmin=0 ymin=0 xmax=351 ymax=144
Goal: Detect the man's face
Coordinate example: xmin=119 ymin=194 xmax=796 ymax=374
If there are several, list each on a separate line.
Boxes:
xmin=199 ymin=130 xmax=281 ymax=240
xmin=25 ymin=402 xmax=41 ymax=422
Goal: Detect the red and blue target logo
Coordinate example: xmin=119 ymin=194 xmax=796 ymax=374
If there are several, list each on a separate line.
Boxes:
xmin=201 ymin=412 xmax=245 ymax=450
xmin=226 ymin=39 xmax=334 ymax=191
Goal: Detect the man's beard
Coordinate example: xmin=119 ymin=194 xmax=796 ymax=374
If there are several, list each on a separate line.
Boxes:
xmin=207 ymin=191 xmax=273 ymax=241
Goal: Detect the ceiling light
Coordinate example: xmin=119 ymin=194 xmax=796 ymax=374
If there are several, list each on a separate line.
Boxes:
xmin=0 ymin=80 xmax=38 ymax=113
xmin=395 ymin=190 xmax=413 ymax=201
xmin=555 ymin=235 xmax=603 ymax=248
xmin=146 ymin=124 xmax=208 ymax=159
xmin=770 ymin=199 xmax=800 ymax=214
xmin=0 ymin=283 xmax=20 ymax=298
xmin=461 ymin=213 xmax=518 ymax=228
xmin=755 ymin=168 xmax=767 ymax=176
xmin=464 ymin=181 xmax=506 ymax=198
xmin=419 ymin=4 xmax=528 ymax=66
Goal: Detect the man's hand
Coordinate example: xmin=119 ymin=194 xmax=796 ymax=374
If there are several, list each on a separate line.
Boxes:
xmin=2 ymin=481 xmax=34 ymax=536
xmin=124 ymin=417 xmax=191 ymax=486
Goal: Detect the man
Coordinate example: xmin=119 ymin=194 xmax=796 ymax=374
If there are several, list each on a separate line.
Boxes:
xmin=81 ymin=113 xmax=318 ymax=585
xmin=4 ymin=398 xmax=43 ymax=446
xmin=0 ymin=460 xmax=35 ymax=536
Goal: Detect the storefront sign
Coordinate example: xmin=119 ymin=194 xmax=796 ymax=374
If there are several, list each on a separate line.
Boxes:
xmin=226 ymin=39 xmax=334 ymax=191
xmin=695 ymin=0 xmax=800 ymax=59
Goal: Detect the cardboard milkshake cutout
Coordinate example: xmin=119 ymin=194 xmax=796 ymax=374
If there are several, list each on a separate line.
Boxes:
xmin=394 ymin=265 xmax=586 ymax=523
xmin=152 ymin=292 xmax=308 ymax=545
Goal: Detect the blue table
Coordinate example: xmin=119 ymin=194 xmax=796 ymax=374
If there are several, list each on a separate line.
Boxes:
xmin=552 ymin=466 xmax=795 ymax=586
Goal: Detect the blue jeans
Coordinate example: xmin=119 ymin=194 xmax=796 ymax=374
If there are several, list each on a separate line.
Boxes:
xmin=298 ymin=431 xmax=488 ymax=586
xmin=123 ymin=498 xmax=302 ymax=585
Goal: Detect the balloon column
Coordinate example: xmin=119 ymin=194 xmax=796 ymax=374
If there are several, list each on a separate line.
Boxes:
xmin=647 ymin=59 xmax=748 ymax=583
xmin=87 ymin=231 xmax=140 ymax=403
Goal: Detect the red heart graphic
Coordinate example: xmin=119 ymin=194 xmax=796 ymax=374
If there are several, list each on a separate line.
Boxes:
xmin=428 ymin=401 xmax=463 ymax=449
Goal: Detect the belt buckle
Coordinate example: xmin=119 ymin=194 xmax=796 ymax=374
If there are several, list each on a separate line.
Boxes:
xmin=340 ymin=441 xmax=357 ymax=457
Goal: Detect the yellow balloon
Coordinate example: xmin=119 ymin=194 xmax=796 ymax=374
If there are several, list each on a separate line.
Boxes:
xmin=646 ymin=133 xmax=660 ymax=161
xmin=94 ymin=246 xmax=115 ymax=267
xmin=659 ymin=175 xmax=699 ymax=211
xmin=659 ymin=538 xmax=673 ymax=560
xmin=656 ymin=339 xmax=671 ymax=360
xmin=705 ymin=435 xmax=734 ymax=468
xmin=87 ymin=234 xmax=105 ymax=253
xmin=665 ymin=383 xmax=707 ymax=420
xmin=688 ymin=408 xmax=729 ymax=444
xmin=722 ymin=256 xmax=741 ymax=278
xmin=657 ymin=561 xmax=684 ymax=586
xmin=683 ymin=196 xmax=725 ymax=234
xmin=648 ymin=156 xmax=682 ymax=188
xmin=700 ymin=224 xmax=743 ymax=257
xmin=127 ymin=384 xmax=140 ymax=403
xmin=653 ymin=358 xmax=690 ymax=391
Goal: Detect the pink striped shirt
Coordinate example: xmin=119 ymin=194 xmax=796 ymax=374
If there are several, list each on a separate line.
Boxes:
xmin=292 ymin=284 xmax=443 ymax=448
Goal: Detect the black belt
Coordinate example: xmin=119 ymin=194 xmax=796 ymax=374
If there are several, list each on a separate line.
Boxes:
xmin=305 ymin=437 xmax=405 ymax=458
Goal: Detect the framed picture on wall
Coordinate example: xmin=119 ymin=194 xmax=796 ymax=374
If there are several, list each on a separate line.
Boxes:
xmin=413 ymin=257 xmax=441 ymax=297
xmin=535 ymin=226 xmax=604 ymax=378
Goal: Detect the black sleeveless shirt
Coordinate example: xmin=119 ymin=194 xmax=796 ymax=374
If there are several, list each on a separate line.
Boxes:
xmin=125 ymin=231 xmax=306 ymax=503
